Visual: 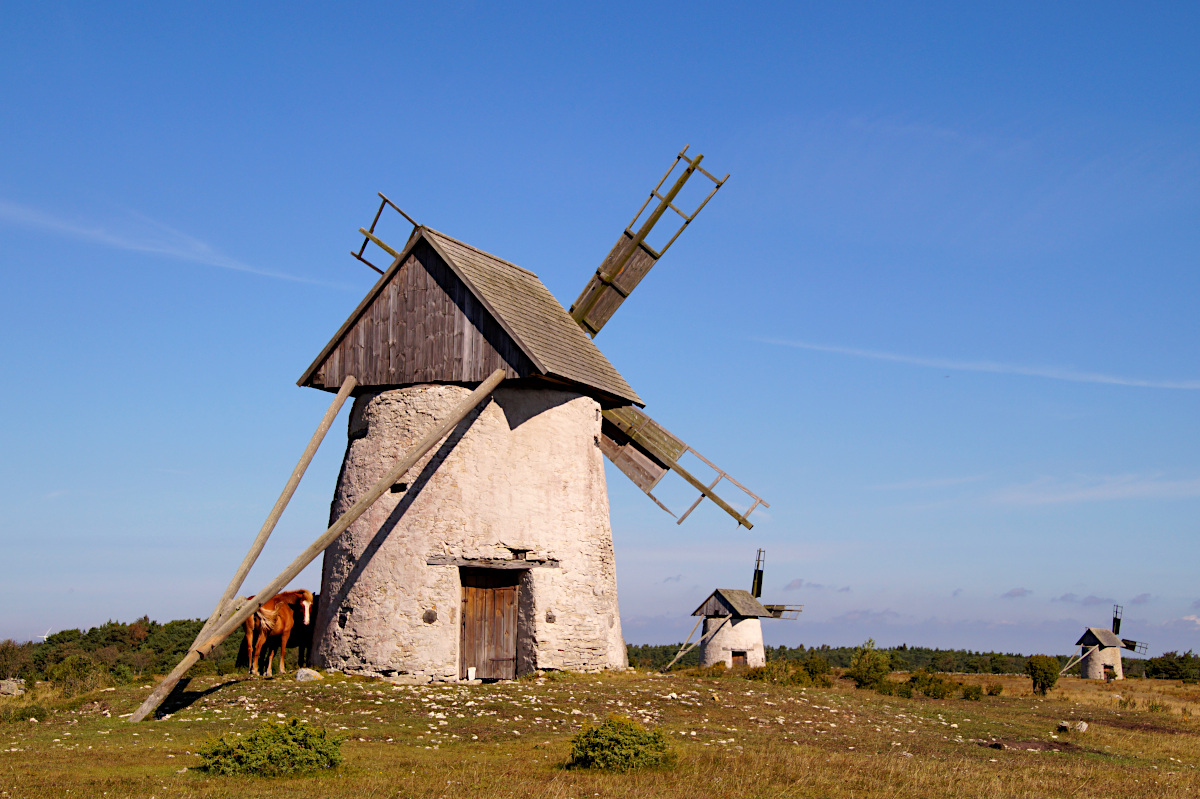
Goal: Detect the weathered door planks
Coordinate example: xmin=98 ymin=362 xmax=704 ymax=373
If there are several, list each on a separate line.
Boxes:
xmin=460 ymin=569 xmax=519 ymax=680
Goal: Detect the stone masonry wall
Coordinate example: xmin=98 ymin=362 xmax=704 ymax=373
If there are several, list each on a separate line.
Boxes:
xmin=312 ymin=384 xmax=626 ymax=680
xmin=700 ymin=617 xmax=765 ymax=668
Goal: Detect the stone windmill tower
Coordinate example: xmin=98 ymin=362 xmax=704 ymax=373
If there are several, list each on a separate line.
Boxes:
xmin=300 ymin=148 xmax=768 ymax=682
xmin=664 ymin=550 xmax=800 ymax=670
xmin=1060 ymin=605 xmax=1148 ymax=680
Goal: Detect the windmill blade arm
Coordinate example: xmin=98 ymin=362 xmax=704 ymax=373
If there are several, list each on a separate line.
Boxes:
xmin=1122 ymin=639 xmax=1148 ymax=654
xmin=570 ymin=147 xmax=727 ymax=337
xmin=600 ymin=406 xmax=766 ymax=530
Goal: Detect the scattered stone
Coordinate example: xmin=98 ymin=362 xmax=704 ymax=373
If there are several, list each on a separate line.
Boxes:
xmin=0 ymin=679 xmax=25 ymax=696
xmin=296 ymin=668 xmax=323 ymax=682
xmin=1056 ymin=720 xmax=1089 ymax=733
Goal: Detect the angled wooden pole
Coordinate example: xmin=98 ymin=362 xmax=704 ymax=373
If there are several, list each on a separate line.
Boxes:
xmin=193 ymin=375 xmax=358 ymax=646
xmin=129 ymin=369 xmax=505 ymax=722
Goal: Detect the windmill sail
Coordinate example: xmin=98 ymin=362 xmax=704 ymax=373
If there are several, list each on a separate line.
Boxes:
xmin=599 ymin=405 xmax=766 ymax=529
xmin=570 ymin=146 xmax=727 ymax=337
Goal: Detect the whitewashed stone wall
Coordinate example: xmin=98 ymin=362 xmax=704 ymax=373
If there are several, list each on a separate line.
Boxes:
xmin=1081 ymin=646 xmax=1124 ymax=680
xmin=700 ymin=617 xmax=765 ymax=668
xmin=312 ymin=384 xmax=626 ymax=680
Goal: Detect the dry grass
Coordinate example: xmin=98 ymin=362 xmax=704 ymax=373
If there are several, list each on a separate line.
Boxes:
xmin=2 ymin=669 xmax=1199 ymax=797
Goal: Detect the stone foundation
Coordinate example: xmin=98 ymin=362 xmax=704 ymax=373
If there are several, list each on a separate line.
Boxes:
xmin=312 ymin=384 xmax=626 ymax=680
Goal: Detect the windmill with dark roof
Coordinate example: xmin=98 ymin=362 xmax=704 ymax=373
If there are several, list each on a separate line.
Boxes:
xmin=128 ymin=148 xmax=768 ymax=719
xmin=664 ymin=549 xmax=800 ymax=670
xmin=1060 ymin=605 xmax=1148 ymax=680
xmin=299 ymin=148 xmax=768 ymax=682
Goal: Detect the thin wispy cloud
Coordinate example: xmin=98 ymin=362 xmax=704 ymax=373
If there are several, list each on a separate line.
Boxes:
xmin=1002 ymin=587 xmax=1032 ymax=599
xmin=992 ymin=474 xmax=1200 ymax=506
xmin=0 ymin=198 xmax=340 ymax=287
xmin=871 ymin=475 xmax=986 ymax=491
xmin=757 ymin=338 xmax=1200 ymax=390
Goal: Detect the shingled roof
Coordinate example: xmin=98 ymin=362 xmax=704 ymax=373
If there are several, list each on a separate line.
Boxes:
xmin=298 ymin=226 xmax=641 ymax=406
xmin=1076 ymin=627 xmax=1126 ymax=648
xmin=692 ymin=588 xmax=773 ymax=618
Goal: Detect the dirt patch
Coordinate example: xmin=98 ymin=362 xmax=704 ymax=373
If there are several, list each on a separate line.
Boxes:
xmin=1096 ymin=717 xmax=1196 ymax=736
xmin=980 ymin=740 xmax=1082 ymax=753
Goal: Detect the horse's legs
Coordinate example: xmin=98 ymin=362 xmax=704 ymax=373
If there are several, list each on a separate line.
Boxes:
xmin=252 ymin=629 xmax=268 ymax=678
xmin=279 ymin=628 xmax=291 ymax=674
xmin=245 ymin=623 xmax=258 ymax=676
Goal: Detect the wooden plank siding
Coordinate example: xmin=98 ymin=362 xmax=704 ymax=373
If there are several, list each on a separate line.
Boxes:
xmin=307 ymin=240 xmax=534 ymax=390
xmin=460 ymin=568 xmax=520 ymax=680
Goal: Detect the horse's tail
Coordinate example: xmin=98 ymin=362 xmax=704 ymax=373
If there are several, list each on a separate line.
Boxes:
xmin=256 ymin=605 xmax=281 ymax=635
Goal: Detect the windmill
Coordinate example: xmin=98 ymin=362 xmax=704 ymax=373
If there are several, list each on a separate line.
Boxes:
xmin=129 ymin=146 xmax=768 ymax=721
xmin=298 ymin=146 xmax=769 ymax=682
xmin=664 ymin=549 xmax=801 ymax=670
xmin=38 ymin=628 xmax=52 ymax=643
xmin=1059 ymin=604 xmax=1148 ymax=680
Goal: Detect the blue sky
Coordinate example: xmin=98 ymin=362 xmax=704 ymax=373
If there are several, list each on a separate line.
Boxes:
xmin=2 ymin=3 xmax=1198 ymax=657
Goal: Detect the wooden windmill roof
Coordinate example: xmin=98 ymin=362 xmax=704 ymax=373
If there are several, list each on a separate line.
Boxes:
xmin=299 ymin=226 xmax=642 ymax=406
xmin=1076 ymin=628 xmax=1125 ymax=648
xmin=691 ymin=589 xmax=773 ymax=618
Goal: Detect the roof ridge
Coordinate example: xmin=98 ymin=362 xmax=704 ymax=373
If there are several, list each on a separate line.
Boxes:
xmin=424 ymin=227 xmax=538 ymax=277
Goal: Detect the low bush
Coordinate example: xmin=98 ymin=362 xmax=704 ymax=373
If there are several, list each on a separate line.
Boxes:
xmin=567 ymin=715 xmax=674 ymax=773
xmin=961 ymin=684 xmax=983 ymax=701
xmin=47 ymin=655 xmax=110 ymax=698
xmin=986 ymin=683 xmax=1003 ymax=696
xmin=1026 ymin=655 xmax=1060 ymax=695
xmin=744 ymin=656 xmax=833 ymax=688
xmin=847 ymin=639 xmax=891 ymax=689
xmin=908 ymin=668 xmax=959 ymax=699
xmin=686 ymin=662 xmax=727 ymax=679
xmin=0 ymin=704 xmax=50 ymax=724
xmin=196 ymin=719 xmax=343 ymax=776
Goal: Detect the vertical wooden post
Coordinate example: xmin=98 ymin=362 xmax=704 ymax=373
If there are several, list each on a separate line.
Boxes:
xmin=129 ymin=370 xmax=505 ymax=722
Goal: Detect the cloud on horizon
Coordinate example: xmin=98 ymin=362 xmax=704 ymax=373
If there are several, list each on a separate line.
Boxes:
xmin=0 ymin=198 xmax=341 ymax=287
xmin=1130 ymin=593 xmax=1152 ymax=605
xmin=1052 ymin=593 xmax=1113 ymax=606
xmin=1002 ymin=587 xmax=1032 ymax=599
xmin=757 ymin=338 xmax=1200 ymax=390
xmin=784 ymin=578 xmax=851 ymax=593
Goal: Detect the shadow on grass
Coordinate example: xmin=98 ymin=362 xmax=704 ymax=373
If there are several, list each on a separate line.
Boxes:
xmin=157 ymin=676 xmax=240 ymax=718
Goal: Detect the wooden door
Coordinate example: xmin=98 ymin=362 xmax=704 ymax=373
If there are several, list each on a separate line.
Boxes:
xmin=460 ymin=569 xmax=519 ymax=679
xmin=732 ymin=651 xmax=747 ymax=666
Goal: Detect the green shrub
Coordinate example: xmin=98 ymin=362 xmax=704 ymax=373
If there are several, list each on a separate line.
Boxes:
xmin=847 ymin=639 xmax=891 ymax=689
xmin=906 ymin=668 xmax=958 ymax=699
xmin=961 ymin=684 xmax=983 ymax=701
xmin=0 ymin=640 xmax=34 ymax=680
xmin=0 ymin=704 xmax=49 ymax=724
xmin=986 ymin=682 xmax=1003 ymax=696
xmin=47 ymin=655 xmax=110 ymax=698
xmin=567 ymin=715 xmax=674 ymax=773
xmin=686 ymin=662 xmax=727 ymax=679
xmin=196 ymin=719 xmax=343 ymax=776
xmin=1026 ymin=655 xmax=1060 ymax=695
xmin=1147 ymin=699 xmax=1168 ymax=713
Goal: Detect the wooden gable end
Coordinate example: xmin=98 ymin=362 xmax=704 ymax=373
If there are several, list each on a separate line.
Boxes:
xmin=303 ymin=239 xmax=535 ymax=390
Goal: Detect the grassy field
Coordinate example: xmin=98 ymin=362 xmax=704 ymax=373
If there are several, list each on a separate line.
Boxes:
xmin=2 ymin=668 xmax=1199 ymax=798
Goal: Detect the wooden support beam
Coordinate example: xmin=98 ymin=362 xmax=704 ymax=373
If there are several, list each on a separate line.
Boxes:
xmin=192 ymin=376 xmax=357 ymax=645
xmin=129 ymin=369 xmax=505 ymax=722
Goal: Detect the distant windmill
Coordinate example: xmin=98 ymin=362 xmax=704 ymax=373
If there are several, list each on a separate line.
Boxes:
xmin=38 ymin=628 xmax=52 ymax=643
xmin=664 ymin=550 xmax=801 ymax=670
xmin=1060 ymin=604 xmax=1148 ymax=680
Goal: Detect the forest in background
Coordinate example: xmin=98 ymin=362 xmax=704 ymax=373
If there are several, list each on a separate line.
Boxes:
xmin=5 ymin=617 xmax=1200 ymax=687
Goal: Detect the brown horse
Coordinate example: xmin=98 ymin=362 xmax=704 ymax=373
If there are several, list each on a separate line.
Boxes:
xmin=242 ymin=589 xmax=314 ymax=677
